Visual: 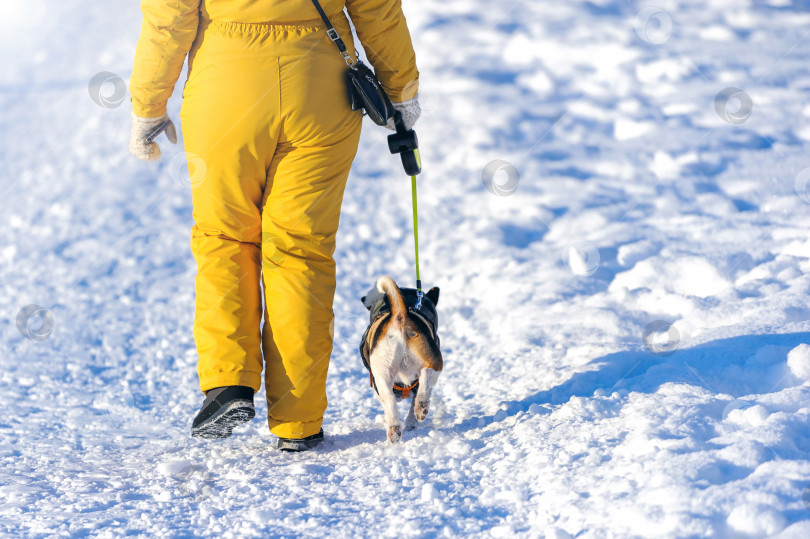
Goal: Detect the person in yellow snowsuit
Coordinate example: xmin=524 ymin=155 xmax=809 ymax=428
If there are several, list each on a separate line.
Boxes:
xmin=129 ymin=0 xmax=420 ymax=451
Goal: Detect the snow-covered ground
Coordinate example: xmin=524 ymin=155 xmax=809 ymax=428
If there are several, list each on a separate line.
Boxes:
xmin=2 ymin=0 xmax=810 ymax=536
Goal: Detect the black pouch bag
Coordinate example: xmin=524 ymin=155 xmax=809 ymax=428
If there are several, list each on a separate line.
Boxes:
xmin=346 ymin=61 xmax=393 ymax=126
xmin=310 ymin=0 xmax=394 ymax=126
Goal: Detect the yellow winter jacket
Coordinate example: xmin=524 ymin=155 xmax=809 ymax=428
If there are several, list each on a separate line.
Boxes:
xmin=130 ymin=0 xmax=419 ymax=118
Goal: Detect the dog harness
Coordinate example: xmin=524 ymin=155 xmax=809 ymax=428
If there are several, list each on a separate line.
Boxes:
xmin=359 ymin=288 xmax=440 ymax=400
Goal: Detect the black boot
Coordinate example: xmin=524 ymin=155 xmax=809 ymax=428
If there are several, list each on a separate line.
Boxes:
xmin=191 ymin=386 xmax=255 ymax=439
xmin=277 ymin=429 xmax=324 ymax=452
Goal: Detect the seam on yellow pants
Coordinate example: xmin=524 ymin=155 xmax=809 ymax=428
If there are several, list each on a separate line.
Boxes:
xmin=209 ymin=14 xmax=350 ymax=34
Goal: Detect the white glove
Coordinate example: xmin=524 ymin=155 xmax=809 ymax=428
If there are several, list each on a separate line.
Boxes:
xmin=129 ymin=112 xmax=177 ymax=162
xmin=385 ymin=95 xmax=421 ymax=131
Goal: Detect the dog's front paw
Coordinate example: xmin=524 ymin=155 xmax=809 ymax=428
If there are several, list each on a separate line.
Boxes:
xmin=415 ymin=400 xmax=429 ymax=422
xmin=387 ymin=424 xmax=402 ymax=444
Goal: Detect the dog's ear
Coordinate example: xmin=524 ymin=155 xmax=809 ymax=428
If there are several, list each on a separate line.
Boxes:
xmin=426 ymin=287 xmax=440 ymax=306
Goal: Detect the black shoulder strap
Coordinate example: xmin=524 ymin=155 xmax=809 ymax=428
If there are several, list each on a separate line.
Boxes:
xmin=309 ymin=0 xmax=355 ymax=65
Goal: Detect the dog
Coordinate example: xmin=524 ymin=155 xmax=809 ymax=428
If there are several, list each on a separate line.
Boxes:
xmin=360 ymin=276 xmax=443 ymax=443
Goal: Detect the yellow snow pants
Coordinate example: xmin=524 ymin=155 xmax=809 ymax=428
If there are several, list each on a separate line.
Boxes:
xmin=180 ymin=15 xmax=362 ymax=439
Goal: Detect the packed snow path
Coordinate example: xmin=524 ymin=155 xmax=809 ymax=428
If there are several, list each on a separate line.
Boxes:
xmin=2 ymin=0 xmax=810 ymax=536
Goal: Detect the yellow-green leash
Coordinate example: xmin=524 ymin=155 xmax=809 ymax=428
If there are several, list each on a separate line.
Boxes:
xmin=410 ymin=174 xmax=422 ymax=293
xmin=387 ymin=110 xmax=423 ymax=294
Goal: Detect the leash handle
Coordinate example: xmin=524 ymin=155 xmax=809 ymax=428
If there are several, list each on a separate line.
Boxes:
xmin=145 ymin=119 xmax=171 ymax=143
xmin=389 ymin=111 xmax=422 ymax=176
xmin=411 ymin=174 xmax=422 ymax=294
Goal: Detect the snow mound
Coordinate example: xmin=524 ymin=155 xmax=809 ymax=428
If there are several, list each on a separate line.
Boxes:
xmin=787 ymin=344 xmax=810 ymax=382
xmin=727 ymin=504 xmax=786 ymax=536
xmin=158 ymin=459 xmax=192 ymax=476
xmin=610 ymin=256 xmax=730 ymax=299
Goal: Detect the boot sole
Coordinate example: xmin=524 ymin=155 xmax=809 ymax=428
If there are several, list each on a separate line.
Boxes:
xmin=191 ymin=400 xmax=255 ymax=439
xmin=277 ymin=432 xmax=324 ymax=452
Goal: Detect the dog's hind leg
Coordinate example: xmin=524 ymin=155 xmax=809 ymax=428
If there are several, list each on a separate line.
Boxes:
xmin=414 ymin=368 xmax=440 ymax=422
xmin=405 ymin=397 xmax=418 ymax=431
xmin=370 ymin=363 xmax=402 ymax=443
